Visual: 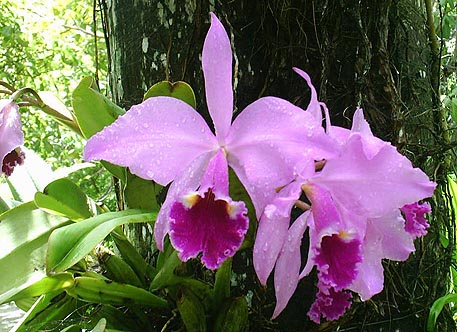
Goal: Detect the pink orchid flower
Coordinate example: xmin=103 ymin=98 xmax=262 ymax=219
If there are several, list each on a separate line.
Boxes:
xmin=253 ymin=69 xmax=436 ymax=322
xmin=84 ymin=14 xmax=336 ymax=270
xmin=0 ymin=100 xmax=25 ymax=176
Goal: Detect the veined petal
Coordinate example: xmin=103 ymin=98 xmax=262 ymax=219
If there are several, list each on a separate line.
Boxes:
xmin=154 ymin=151 xmax=215 ymax=250
xmin=202 ymin=13 xmax=233 ymax=142
xmin=293 ymin=67 xmax=322 ymax=124
xmin=200 ymin=149 xmax=229 ymax=196
xmin=226 ymin=97 xmax=338 ymax=216
xmin=253 ymin=181 xmax=302 ymax=285
xmin=313 ymin=134 xmax=436 ymax=217
xmin=349 ymin=211 xmax=415 ymax=300
xmin=272 ymin=210 xmax=310 ymax=319
xmin=0 ymin=100 xmax=24 ymax=176
xmin=84 ymin=96 xmax=218 ymax=185
xmin=350 ymin=108 xmax=388 ymax=159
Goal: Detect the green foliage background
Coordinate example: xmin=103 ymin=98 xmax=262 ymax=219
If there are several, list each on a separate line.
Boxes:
xmin=0 ymin=0 xmax=115 ymax=208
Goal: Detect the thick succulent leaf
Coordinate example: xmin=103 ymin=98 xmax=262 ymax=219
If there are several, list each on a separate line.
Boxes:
xmin=34 ymin=178 xmax=93 ymax=221
xmin=124 ymin=171 xmax=162 ymax=210
xmin=47 ymin=210 xmax=156 ymax=274
xmin=11 ymin=293 xmax=79 ymax=332
xmin=8 ymin=273 xmax=74 ymax=301
xmin=144 ymin=81 xmax=196 ymax=109
xmin=72 ymin=76 xmax=125 ymax=139
xmin=0 ymin=202 xmax=69 ymax=304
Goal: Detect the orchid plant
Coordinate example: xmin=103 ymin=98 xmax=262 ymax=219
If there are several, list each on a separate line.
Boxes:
xmin=253 ymin=71 xmax=436 ymax=321
xmin=84 ymin=13 xmax=336 ymax=270
xmin=0 ymin=11 xmax=438 ymax=332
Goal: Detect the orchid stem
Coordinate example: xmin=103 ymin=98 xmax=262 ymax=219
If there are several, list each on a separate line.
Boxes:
xmin=7 ymin=86 xmax=82 ymax=136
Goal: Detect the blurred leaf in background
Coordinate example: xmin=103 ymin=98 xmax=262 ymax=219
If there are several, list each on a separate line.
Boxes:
xmin=0 ymin=0 xmax=116 ymax=209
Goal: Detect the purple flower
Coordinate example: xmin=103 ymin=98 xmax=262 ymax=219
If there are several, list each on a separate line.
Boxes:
xmin=253 ymin=69 xmax=436 ymax=322
xmin=0 ymin=100 xmax=25 ymax=176
xmin=84 ymin=15 xmax=335 ymax=270
xmin=401 ymin=202 xmax=431 ymax=238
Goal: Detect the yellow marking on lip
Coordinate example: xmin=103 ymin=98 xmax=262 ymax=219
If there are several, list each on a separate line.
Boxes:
xmin=227 ymin=203 xmax=241 ymax=218
xmin=182 ymin=192 xmax=200 ymax=208
xmin=338 ymin=230 xmax=355 ymax=241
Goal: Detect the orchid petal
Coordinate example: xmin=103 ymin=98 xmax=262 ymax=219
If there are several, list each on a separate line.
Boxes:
xmin=0 ymin=101 xmax=24 ymax=175
xmin=272 ymin=210 xmax=310 ymax=319
xmin=307 ymin=282 xmax=352 ymax=323
xmin=350 ymin=108 xmax=388 ymax=159
xmin=226 ymin=97 xmax=338 ymax=216
xmin=84 ymin=96 xmax=217 ymax=185
xmin=154 ymin=151 xmax=215 ymax=250
xmin=202 ymin=13 xmax=233 ymax=141
xmin=401 ymin=202 xmax=431 ymax=238
xmin=313 ymin=134 xmax=436 ymax=217
xmin=293 ymin=67 xmax=322 ymax=124
xmin=200 ymin=149 xmax=229 ymax=196
xmin=350 ymin=211 xmax=415 ymax=300
xmin=253 ymin=181 xmax=302 ymax=285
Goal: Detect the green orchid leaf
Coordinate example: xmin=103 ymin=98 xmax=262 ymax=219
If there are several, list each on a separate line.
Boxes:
xmin=144 ymin=81 xmax=196 ymax=109
xmin=61 ymin=326 xmax=83 ymax=332
xmin=427 ymin=293 xmax=457 ymax=332
xmin=72 ymin=76 xmax=125 ymax=139
xmin=66 ymin=276 xmax=167 ymax=308
xmin=111 ymin=229 xmax=155 ymax=285
xmin=11 ymin=293 xmax=79 ymax=332
xmin=0 ymin=196 xmax=9 ymax=213
xmin=89 ymin=318 xmax=107 ymax=332
xmin=72 ymin=77 xmax=127 ymax=180
xmin=124 ymin=171 xmax=162 ymax=210
xmin=47 ymin=210 xmax=156 ymax=274
xmin=176 ymin=288 xmax=207 ymax=332
xmin=213 ymin=297 xmax=249 ymax=332
xmin=0 ymin=202 xmax=70 ymax=304
xmin=9 ymin=273 xmax=74 ymax=301
xmin=34 ymin=178 xmax=93 ymax=221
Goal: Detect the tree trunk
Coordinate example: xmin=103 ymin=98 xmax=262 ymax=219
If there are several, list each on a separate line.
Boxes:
xmin=103 ymin=0 xmax=453 ymax=330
